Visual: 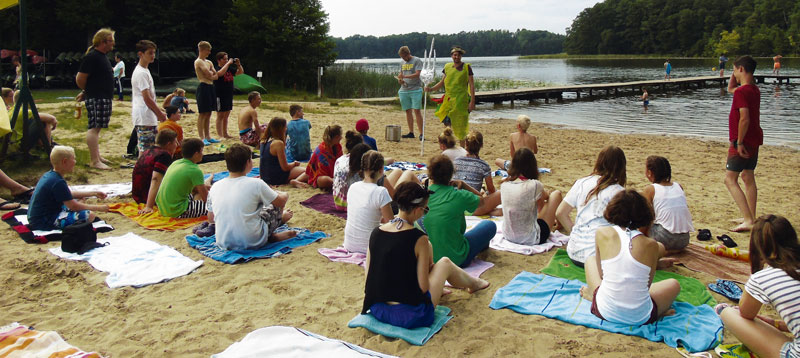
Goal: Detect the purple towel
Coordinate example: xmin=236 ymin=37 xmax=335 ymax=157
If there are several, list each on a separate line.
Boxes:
xmin=299 ymin=193 xmax=347 ymax=219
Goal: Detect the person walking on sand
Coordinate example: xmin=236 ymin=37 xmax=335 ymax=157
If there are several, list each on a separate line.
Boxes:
xmin=426 ymin=46 xmax=475 ymax=147
xmin=725 ymin=56 xmax=762 ymax=233
xmin=664 ymin=60 xmax=672 ymax=80
xmin=773 ymin=55 xmax=783 ymax=75
xmin=76 ymin=28 xmax=116 ymax=170
xmin=397 ymin=46 xmax=424 ymax=140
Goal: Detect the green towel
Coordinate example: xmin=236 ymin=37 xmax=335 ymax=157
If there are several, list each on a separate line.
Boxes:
xmin=541 ymin=249 xmax=716 ymax=307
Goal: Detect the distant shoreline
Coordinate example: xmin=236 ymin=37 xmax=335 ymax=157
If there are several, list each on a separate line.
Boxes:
xmin=518 ymin=54 xmax=796 ymax=60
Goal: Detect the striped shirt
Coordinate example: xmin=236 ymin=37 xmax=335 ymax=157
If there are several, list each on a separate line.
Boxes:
xmin=744 ymin=266 xmax=800 ymax=358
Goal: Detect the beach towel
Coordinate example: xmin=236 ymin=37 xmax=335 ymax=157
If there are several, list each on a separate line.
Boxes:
xmin=204 ymin=166 xmax=260 ymax=183
xmin=489 ymin=272 xmax=723 ymax=353
xmin=669 ymin=243 xmax=751 ymax=284
xmin=300 ymin=193 xmax=347 ymax=219
xmin=493 ymin=168 xmax=551 ymax=178
xmin=384 ymin=161 xmax=426 ymax=172
xmin=485 ymin=215 xmax=570 ymax=255
xmin=70 ymin=182 xmax=132 ymax=198
xmin=108 ymin=202 xmax=206 ymax=231
xmin=0 ymin=322 xmax=103 ymax=358
xmin=2 ymin=208 xmax=114 ymax=244
xmin=186 ymin=226 xmax=327 ymax=264
xmin=49 ymin=232 xmax=203 ymax=288
xmin=348 ymin=305 xmax=453 ymax=346
xmin=541 ymin=249 xmax=716 ymax=307
xmin=213 ymin=326 xmax=396 ymax=358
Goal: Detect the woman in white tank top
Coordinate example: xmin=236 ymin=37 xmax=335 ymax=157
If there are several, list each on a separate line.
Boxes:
xmin=642 ymin=156 xmax=694 ymax=252
xmin=580 ymin=189 xmax=681 ymax=325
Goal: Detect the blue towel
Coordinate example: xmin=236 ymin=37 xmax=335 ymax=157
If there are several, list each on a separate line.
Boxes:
xmin=185 ymin=225 xmax=327 ymax=264
xmin=204 ymin=167 xmax=261 ymax=183
xmin=489 ymin=272 xmax=723 ymax=353
xmin=347 ymin=305 xmax=452 ymax=346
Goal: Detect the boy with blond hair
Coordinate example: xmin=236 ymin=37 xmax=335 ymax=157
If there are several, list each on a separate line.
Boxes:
xmin=238 ymin=91 xmax=266 ymax=147
xmin=27 ymin=146 xmax=109 ymax=230
xmin=494 ymin=114 xmax=539 ymax=170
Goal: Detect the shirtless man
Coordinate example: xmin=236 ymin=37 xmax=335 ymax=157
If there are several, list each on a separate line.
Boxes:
xmin=194 ymin=41 xmax=232 ymax=146
xmin=495 ymin=114 xmax=538 ymax=170
xmin=238 ymin=91 xmax=265 ymax=147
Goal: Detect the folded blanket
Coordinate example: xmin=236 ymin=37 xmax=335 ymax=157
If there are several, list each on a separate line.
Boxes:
xmin=70 ymin=182 xmax=132 ymax=198
xmin=213 ymin=326 xmax=396 ymax=358
xmin=108 ymin=202 xmax=206 ymax=231
xmin=186 ymin=226 xmax=327 ymax=264
xmin=0 ymin=322 xmax=103 ymax=357
xmin=384 ymin=161 xmax=426 ymax=171
xmin=49 ymin=232 xmax=203 ymax=288
xmin=489 ymin=272 xmax=723 ymax=353
xmin=669 ymin=243 xmax=751 ymax=284
xmin=2 ymin=208 xmax=114 ymax=244
xmin=204 ymin=167 xmax=260 ymax=183
xmin=541 ymin=249 xmax=716 ymax=307
xmin=348 ymin=305 xmax=452 ymax=346
xmin=299 ymin=193 xmax=347 ymax=219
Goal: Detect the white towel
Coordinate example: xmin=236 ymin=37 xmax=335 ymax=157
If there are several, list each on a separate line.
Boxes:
xmin=15 ymin=215 xmax=113 ymax=237
xmin=490 ymin=229 xmax=570 ymax=255
xmin=213 ymin=326 xmax=397 ymax=358
xmin=49 ymin=232 xmax=203 ymax=288
xmin=70 ymin=182 xmax=132 ymax=198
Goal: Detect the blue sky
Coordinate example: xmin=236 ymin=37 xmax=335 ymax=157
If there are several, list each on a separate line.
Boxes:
xmin=320 ymin=0 xmax=603 ymax=38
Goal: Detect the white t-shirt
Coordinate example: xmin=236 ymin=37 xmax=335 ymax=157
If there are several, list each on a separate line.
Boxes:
xmin=441 ymin=147 xmax=467 ymax=162
xmin=208 ymin=176 xmax=278 ymax=250
xmin=343 ymin=181 xmax=392 ymax=253
xmin=113 ymin=60 xmax=126 ymax=78
xmin=501 ymin=179 xmax=544 ymax=245
xmin=564 ymin=175 xmax=624 ymax=263
xmin=131 ymin=64 xmax=157 ymax=126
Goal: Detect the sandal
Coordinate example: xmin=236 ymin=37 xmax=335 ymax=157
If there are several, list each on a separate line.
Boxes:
xmin=12 ymin=188 xmax=34 ymax=204
xmin=696 ymin=229 xmax=712 ymax=241
xmin=717 ymin=234 xmax=738 ymax=248
xmin=0 ymin=201 xmax=21 ymax=211
xmin=708 ymin=279 xmax=742 ymax=301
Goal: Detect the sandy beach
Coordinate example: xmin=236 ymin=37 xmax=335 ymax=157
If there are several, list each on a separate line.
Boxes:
xmin=1 ymin=98 xmax=799 ymax=357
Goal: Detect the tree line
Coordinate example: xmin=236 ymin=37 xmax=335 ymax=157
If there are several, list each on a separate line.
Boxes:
xmin=332 ymin=30 xmax=565 ymax=59
xmin=564 ymin=0 xmax=800 ymax=56
xmin=0 ymin=0 xmax=335 ymax=88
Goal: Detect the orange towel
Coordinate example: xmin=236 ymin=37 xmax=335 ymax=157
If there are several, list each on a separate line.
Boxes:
xmin=0 ymin=323 xmax=103 ymax=358
xmin=108 ymin=202 xmax=206 ymax=231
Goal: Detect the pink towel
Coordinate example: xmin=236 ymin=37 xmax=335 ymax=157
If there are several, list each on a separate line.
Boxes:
xmin=318 ymin=247 xmax=366 ymax=267
xmin=446 ymin=259 xmax=494 ymax=287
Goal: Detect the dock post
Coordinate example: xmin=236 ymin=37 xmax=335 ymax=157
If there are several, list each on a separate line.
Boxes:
xmin=576 ymin=91 xmax=581 ymax=99
xmin=545 ymin=93 xmax=549 ymax=104
xmin=589 ymin=89 xmax=592 ymax=96
xmin=614 ymin=88 xmax=618 ymax=95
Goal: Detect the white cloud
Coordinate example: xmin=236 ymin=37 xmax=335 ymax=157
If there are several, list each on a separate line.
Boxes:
xmin=320 ymin=0 xmax=602 ymax=38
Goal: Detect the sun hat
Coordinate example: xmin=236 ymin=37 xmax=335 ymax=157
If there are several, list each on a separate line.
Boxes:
xmin=450 ymin=46 xmax=466 ymax=55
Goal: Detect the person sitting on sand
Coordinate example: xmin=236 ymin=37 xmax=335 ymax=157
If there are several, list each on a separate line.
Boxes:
xmin=423 ymin=155 xmax=498 ymax=268
xmin=258 ymin=117 xmax=307 ymax=188
xmin=354 ymin=118 xmax=395 ymax=164
xmin=494 ymin=115 xmax=538 ymax=171
xmin=343 ymin=151 xmax=395 ymax=254
xmin=581 ymin=189 xmax=680 ymax=326
xmin=294 ymin=125 xmax=342 ymax=190
xmin=132 ymin=129 xmax=178 ymax=214
xmin=641 ymin=156 xmax=693 ymax=253
xmin=362 ymin=182 xmax=490 ymax=329
xmin=285 ymin=104 xmax=312 ymax=162
xmin=238 ymin=91 xmax=266 ymax=147
xmin=27 ymin=146 xmax=109 ymax=231
xmin=208 ymin=144 xmax=296 ymax=250
xmin=501 ymin=148 xmax=562 ymax=246
xmin=156 ymin=138 xmax=210 ymax=218
xmin=3 ymin=88 xmax=58 ymax=148
xmin=0 ymin=169 xmax=33 ymax=210
xmin=164 ymin=88 xmax=193 ymax=113
xmin=716 ymin=215 xmax=800 ymax=358
xmin=556 ymin=145 xmax=626 ymax=267
xmin=453 ymin=130 xmax=494 ymax=194
xmin=438 ymin=128 xmax=467 ymax=162
xmin=158 ymin=106 xmax=184 ymax=159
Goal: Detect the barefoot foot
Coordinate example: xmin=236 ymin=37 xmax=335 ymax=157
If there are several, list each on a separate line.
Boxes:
xmin=89 ymin=161 xmax=111 ymax=170
xmin=657 ymin=257 xmax=678 ymax=269
xmin=442 ymin=288 xmax=453 ymax=296
xmin=281 ymin=209 xmax=294 ymax=224
xmin=731 ymin=222 xmax=753 ymax=232
xmin=290 ymin=179 xmax=310 ymax=188
xmin=467 ymin=278 xmax=490 ymax=294
xmin=269 ymin=230 xmax=298 ymax=242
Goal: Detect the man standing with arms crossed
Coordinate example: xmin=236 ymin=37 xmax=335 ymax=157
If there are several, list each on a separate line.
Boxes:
xmin=76 ymin=28 xmax=116 ymax=170
xmin=724 ymin=56 xmax=762 ymax=233
xmin=397 ymin=46 xmax=424 ymax=140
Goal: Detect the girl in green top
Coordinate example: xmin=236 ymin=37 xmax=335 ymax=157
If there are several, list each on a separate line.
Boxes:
xmin=426 ymin=46 xmax=475 ymax=145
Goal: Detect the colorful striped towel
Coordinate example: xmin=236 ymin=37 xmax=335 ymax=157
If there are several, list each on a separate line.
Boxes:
xmin=0 ymin=322 xmax=103 ymax=358
xmin=348 ymin=306 xmax=453 ymax=346
xmin=108 ymin=202 xmax=206 ymax=231
xmin=186 ymin=226 xmax=327 ymax=264
xmin=490 ymin=272 xmax=723 ymax=353
xmin=384 ymin=161 xmax=426 ymax=171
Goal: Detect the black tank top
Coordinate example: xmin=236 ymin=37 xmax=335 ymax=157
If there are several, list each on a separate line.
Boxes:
xmin=260 ymin=140 xmax=290 ymax=185
xmin=362 ymin=227 xmax=432 ymax=314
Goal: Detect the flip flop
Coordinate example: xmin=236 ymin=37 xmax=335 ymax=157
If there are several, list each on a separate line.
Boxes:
xmin=717 ymin=234 xmax=738 ymax=248
xmin=708 ymin=279 xmax=742 ymax=301
xmin=12 ymin=188 xmax=34 ymax=204
xmin=696 ymin=229 xmax=712 ymax=241
xmin=0 ymin=201 xmax=21 ymax=211
xmin=715 ymin=343 xmax=755 ymax=358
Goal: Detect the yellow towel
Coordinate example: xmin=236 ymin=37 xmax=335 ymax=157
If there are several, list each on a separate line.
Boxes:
xmin=0 ymin=323 xmax=102 ymax=358
xmin=109 ymin=202 xmax=206 ymax=231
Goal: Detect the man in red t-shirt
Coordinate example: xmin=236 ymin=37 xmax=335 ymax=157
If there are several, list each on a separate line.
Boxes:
xmin=724 ymin=56 xmax=762 ymax=232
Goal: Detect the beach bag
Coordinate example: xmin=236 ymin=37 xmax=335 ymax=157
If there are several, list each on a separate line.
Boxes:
xmin=61 ymin=220 xmax=105 ymax=254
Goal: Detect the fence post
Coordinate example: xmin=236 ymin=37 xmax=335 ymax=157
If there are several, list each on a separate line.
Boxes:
xmin=317 ymin=66 xmax=323 ymax=98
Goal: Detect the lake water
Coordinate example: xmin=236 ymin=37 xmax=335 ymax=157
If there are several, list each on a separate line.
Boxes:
xmin=335 ymin=57 xmax=800 ymax=148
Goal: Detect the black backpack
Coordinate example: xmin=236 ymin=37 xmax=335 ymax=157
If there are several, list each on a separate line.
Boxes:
xmin=61 ymin=220 xmax=105 ymax=254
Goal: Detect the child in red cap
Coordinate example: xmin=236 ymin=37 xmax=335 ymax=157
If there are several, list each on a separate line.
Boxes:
xmin=356 ymin=118 xmax=377 ymax=151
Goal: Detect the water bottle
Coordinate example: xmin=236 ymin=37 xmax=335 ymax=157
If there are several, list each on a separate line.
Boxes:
xmin=74 ymin=102 xmax=82 ymax=119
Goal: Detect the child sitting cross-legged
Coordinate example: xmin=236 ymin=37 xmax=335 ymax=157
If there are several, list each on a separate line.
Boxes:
xmin=132 ymin=129 xmax=178 ymax=214
xmin=209 ymin=144 xmax=296 ymax=250
xmin=156 ymin=138 xmax=210 ymax=218
xmin=581 ymin=189 xmax=680 ymax=326
xmin=494 ymin=114 xmax=538 ymax=171
xmin=27 ymin=146 xmax=109 ymax=231
xmin=362 ymin=182 xmax=490 ymax=329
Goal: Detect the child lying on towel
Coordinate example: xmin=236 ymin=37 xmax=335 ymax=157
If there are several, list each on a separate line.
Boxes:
xmin=362 ymin=182 xmax=489 ymax=329
xmin=581 ymin=189 xmax=680 ymax=326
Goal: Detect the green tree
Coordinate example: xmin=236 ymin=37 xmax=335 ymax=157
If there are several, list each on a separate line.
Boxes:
xmin=715 ymin=30 xmax=742 ymax=55
xmin=224 ymin=0 xmax=335 ymax=88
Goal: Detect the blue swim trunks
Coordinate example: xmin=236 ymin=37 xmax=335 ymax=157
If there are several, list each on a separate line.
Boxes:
xmin=56 ymin=206 xmax=91 ymax=228
xmin=399 ymin=88 xmax=423 ymax=110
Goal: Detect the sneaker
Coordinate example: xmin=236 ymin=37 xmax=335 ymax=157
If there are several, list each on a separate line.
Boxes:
xmin=196 ymin=223 xmax=216 ymax=237
xmin=123 ymin=153 xmax=137 ymax=160
xmin=419 ymin=135 xmax=424 ymax=141
xmin=401 ymin=132 xmax=415 ymax=139
xmin=208 ymin=138 xmax=221 ymax=143
xmin=203 ymin=139 xmax=211 ymax=146
xmin=185 ymin=109 xmax=195 ymax=114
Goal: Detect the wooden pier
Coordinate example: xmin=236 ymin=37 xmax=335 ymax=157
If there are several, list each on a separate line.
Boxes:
xmin=350 ymin=75 xmax=799 ymax=104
